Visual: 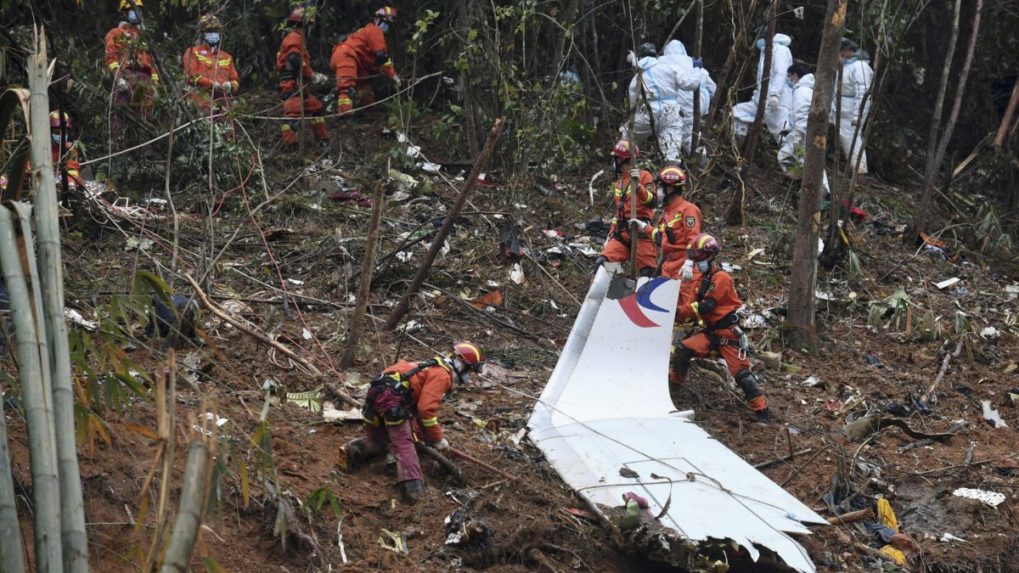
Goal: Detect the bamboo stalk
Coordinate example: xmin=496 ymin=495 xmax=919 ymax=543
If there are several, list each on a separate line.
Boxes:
xmin=0 ymin=382 xmax=26 ymax=573
xmin=27 ymin=30 xmax=89 ymax=572
xmin=0 ymin=207 xmax=63 ymax=571
xmin=159 ymin=439 xmax=211 ymax=573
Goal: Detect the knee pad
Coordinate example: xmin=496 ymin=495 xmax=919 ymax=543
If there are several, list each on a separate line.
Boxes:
xmin=671 ymin=345 xmax=694 ymax=373
xmin=735 ymin=370 xmax=762 ymax=399
xmin=639 ymin=266 xmax=656 ymax=278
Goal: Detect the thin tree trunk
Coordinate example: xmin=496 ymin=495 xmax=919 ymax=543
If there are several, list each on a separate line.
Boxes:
xmin=0 ymin=208 xmax=63 ymax=572
xmin=0 ymin=382 xmax=26 ymax=573
xmin=729 ymin=0 xmax=776 ymax=225
xmin=340 ymin=181 xmax=386 ymax=367
xmin=456 ymin=0 xmax=481 ymax=158
xmin=28 ymin=30 xmax=89 ymax=572
xmin=690 ymin=0 xmax=704 ymax=157
xmin=914 ymin=0 xmax=963 ymax=239
xmin=385 ymin=118 xmax=505 ymax=330
xmin=993 ymin=81 xmax=1019 ymax=148
xmin=787 ymin=0 xmax=847 ymax=348
xmin=159 ymin=439 xmax=211 ymax=573
xmin=705 ymin=0 xmax=760 ymax=131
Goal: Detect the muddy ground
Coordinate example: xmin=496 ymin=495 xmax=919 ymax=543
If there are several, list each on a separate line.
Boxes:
xmin=4 ymin=108 xmax=1018 ymax=572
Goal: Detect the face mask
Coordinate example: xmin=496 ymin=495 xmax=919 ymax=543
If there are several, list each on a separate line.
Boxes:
xmin=696 ymin=260 xmax=711 ymax=273
xmin=755 ymin=38 xmax=766 ymax=51
xmin=204 ymin=32 xmax=220 ymax=46
xmin=126 ymin=10 xmax=140 ymax=24
xmin=613 ymin=158 xmax=624 ymax=174
xmin=51 ymin=133 xmax=64 ymax=145
xmin=378 ymin=21 xmax=390 ymax=33
xmin=786 ymin=78 xmax=796 ymax=88
xmin=452 ymin=358 xmax=472 ymax=385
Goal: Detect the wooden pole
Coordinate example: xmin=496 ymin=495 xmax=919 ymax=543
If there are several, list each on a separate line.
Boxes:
xmin=993 ymin=82 xmax=1019 ymax=148
xmin=340 ymin=180 xmax=386 ymax=368
xmin=159 ymin=439 xmax=211 ymax=573
xmin=384 ymin=118 xmax=504 ymax=330
xmin=28 ymin=29 xmax=89 ymax=572
xmin=446 ymin=447 xmax=518 ymax=482
xmin=0 ymin=382 xmax=26 ymax=573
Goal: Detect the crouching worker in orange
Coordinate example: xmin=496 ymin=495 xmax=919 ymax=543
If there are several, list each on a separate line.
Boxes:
xmin=670 ymin=233 xmax=771 ymax=420
xmin=630 ymin=161 xmax=701 ymax=279
xmin=276 ymin=6 xmax=330 ymax=147
xmin=594 ymin=140 xmax=658 ymax=277
xmin=330 ymin=6 xmax=401 ymax=114
xmin=338 ymin=342 xmax=486 ymax=502
xmin=183 ymin=14 xmax=239 ymax=118
xmin=50 ymin=112 xmax=85 ymax=191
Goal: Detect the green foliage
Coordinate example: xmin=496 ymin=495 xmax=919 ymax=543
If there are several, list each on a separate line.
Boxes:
xmin=250 ymin=420 xmax=275 ymax=476
xmin=407 ymin=10 xmax=440 ymax=55
xmin=304 ymin=485 xmax=342 ymax=520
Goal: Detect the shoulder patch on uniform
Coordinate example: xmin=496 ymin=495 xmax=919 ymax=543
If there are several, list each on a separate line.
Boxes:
xmin=685 ymin=216 xmax=697 ymax=228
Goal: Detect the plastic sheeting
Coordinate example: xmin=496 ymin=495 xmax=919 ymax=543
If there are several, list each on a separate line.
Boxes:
xmin=528 ymin=268 xmax=825 ymax=573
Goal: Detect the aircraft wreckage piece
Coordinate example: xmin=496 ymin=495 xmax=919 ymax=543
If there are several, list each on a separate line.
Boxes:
xmin=528 ymin=267 xmax=826 ymax=573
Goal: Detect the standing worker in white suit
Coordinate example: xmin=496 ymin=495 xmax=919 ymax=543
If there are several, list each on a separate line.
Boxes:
xmin=621 ymin=42 xmax=712 ymax=160
xmin=732 ymin=33 xmax=794 ymax=144
xmin=835 ymin=37 xmax=874 ymax=174
xmin=778 ymin=63 xmax=830 ymax=194
xmin=660 ymin=40 xmax=717 ymax=156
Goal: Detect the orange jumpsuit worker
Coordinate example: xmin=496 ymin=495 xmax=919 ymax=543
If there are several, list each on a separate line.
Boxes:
xmin=330 ymin=6 xmax=401 ymax=114
xmin=338 ymin=342 xmax=486 ymax=503
xmin=183 ymin=14 xmax=240 ymax=116
xmin=105 ymin=0 xmax=159 ymax=120
xmin=276 ymin=6 xmax=330 ymax=147
xmin=50 ymin=111 xmax=85 ymax=190
xmin=671 ymin=233 xmax=770 ymax=420
xmin=632 ymin=161 xmax=701 ymax=279
xmin=594 ymin=140 xmax=658 ymax=276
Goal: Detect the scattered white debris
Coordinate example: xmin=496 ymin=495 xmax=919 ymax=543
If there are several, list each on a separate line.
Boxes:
xmin=953 ymin=488 xmax=1006 ymax=507
xmin=64 ymin=308 xmax=98 ymax=330
xmin=396 ymin=251 xmax=414 ymax=262
xmin=981 ymin=401 xmax=1008 ymax=428
xmin=940 ymin=532 xmax=967 ymax=543
xmin=125 ymin=236 xmax=154 ymax=252
xmin=934 ymin=277 xmax=961 ymax=290
xmin=419 ymin=161 xmax=441 ymax=174
xmin=202 ymin=412 xmax=230 ymax=427
xmin=802 ymin=376 xmax=822 ymax=388
xmin=979 ymin=326 xmax=1000 ymax=340
xmin=404 ymin=320 xmax=422 ymax=333
xmin=510 ymin=263 xmax=525 ymax=285
xmin=322 ymin=402 xmax=363 ymax=422
xmin=287 ymin=278 xmax=304 ymax=286
xmin=301 ymin=328 xmax=314 ymax=341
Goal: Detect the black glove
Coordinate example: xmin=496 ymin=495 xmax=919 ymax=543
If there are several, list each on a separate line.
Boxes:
xmin=286 ymin=53 xmax=302 ymax=74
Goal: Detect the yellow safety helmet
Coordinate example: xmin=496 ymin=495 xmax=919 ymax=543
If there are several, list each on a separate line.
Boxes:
xmin=118 ymin=0 xmax=142 ymax=10
xmin=198 ymin=13 xmax=222 ymax=31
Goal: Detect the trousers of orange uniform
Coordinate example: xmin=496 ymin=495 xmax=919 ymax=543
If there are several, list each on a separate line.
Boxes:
xmin=279 ymin=81 xmax=328 ymax=145
xmin=601 ymin=228 xmax=657 ymax=272
xmin=676 ymin=330 xmax=767 ymax=412
xmin=331 ymin=46 xmax=377 ymax=113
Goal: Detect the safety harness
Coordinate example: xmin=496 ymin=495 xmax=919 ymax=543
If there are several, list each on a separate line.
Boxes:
xmin=362 ymin=358 xmax=440 ymax=426
xmin=695 ymin=267 xmax=748 ymax=359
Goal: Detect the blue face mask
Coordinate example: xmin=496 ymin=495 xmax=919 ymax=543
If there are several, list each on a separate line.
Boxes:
xmin=755 ymin=38 xmax=766 ymax=51
xmin=696 ymin=260 xmax=711 ymax=273
xmin=786 ymin=78 xmax=796 ymax=88
xmin=204 ymin=32 xmax=220 ymax=46
xmin=126 ymin=9 xmax=140 ymax=24
xmin=378 ymin=21 xmax=390 ymax=34
xmin=51 ymin=133 xmax=64 ymax=145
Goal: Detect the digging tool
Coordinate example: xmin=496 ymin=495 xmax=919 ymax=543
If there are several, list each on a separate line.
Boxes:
xmin=444 ymin=447 xmax=518 ymax=482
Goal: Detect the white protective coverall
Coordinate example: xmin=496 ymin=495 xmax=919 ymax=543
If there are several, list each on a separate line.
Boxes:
xmin=836 ymin=51 xmax=873 ymax=174
xmin=620 ymin=54 xmax=710 ymax=160
xmin=732 ymin=33 xmax=793 ymax=141
xmin=778 ymin=73 xmax=829 ymax=193
xmin=660 ymin=40 xmax=717 ymax=155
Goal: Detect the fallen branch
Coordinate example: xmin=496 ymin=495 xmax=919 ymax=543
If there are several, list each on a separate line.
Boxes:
xmin=425 ymin=282 xmax=542 ymax=342
xmin=753 ymin=448 xmax=813 ymax=470
xmin=417 ymin=445 xmax=465 ymax=482
xmin=920 ymin=337 xmax=965 ymax=404
xmin=827 ymin=508 xmax=873 ymax=525
xmin=183 ymin=273 xmax=322 ymax=376
xmin=446 ymin=446 xmax=518 ymax=482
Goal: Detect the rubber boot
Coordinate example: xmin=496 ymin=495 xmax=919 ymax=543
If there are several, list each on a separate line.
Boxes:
xmin=402 ymin=479 xmax=425 ymax=504
xmin=311 ymin=119 xmax=330 ymax=145
xmin=337 ymin=440 xmax=366 ymax=472
xmin=281 ymin=124 xmax=298 ymax=146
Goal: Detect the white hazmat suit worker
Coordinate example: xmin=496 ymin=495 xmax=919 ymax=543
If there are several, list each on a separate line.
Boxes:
xmin=835 ymin=38 xmax=873 ymax=174
xmin=778 ymin=64 xmax=829 ymax=194
xmin=732 ymin=33 xmax=794 ymax=142
xmin=660 ymin=39 xmax=717 ymax=156
xmin=620 ymin=42 xmax=711 ymax=160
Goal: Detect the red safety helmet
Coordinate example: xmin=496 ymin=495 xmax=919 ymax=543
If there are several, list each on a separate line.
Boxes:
xmin=687 ymin=233 xmax=721 ymax=261
xmin=452 ymin=341 xmax=486 ymax=374
xmin=49 ymin=111 xmax=72 ymax=129
xmin=375 ymin=6 xmax=398 ymax=21
xmin=610 ymin=139 xmax=639 ymax=161
xmin=656 ymin=161 xmax=687 ymax=188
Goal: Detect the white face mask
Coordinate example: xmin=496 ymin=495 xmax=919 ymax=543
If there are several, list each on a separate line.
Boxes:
xmin=204 ymin=32 xmax=221 ymax=46
xmin=696 ymin=260 xmax=711 ymax=273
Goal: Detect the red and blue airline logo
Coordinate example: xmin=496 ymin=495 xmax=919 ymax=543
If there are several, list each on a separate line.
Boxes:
xmin=619 ymin=277 xmax=669 ymax=328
